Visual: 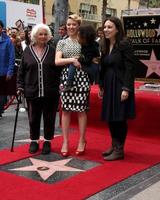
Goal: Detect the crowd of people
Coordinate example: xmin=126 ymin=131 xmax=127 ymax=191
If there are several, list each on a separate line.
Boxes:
xmin=0 ymin=14 xmax=136 ymax=161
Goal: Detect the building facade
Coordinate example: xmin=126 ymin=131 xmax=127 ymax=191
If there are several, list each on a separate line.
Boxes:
xmin=45 ymin=0 xmax=103 ymax=29
xmin=106 ymin=0 xmax=140 ymax=18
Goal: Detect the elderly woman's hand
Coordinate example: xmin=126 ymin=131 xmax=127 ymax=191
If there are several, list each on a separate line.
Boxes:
xmin=17 ymin=89 xmax=23 ymax=96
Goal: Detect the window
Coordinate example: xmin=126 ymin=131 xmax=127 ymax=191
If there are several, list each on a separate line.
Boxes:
xmin=139 ymin=0 xmax=160 ymax=8
xmin=79 ymin=3 xmax=97 ymax=15
xmin=79 ymin=3 xmax=100 ymax=21
xmin=105 ymin=8 xmax=117 ymax=17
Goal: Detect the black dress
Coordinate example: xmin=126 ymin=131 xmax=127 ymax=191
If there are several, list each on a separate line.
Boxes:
xmin=100 ymin=40 xmax=136 ymax=122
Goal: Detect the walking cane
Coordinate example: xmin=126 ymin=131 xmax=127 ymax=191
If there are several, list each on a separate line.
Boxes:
xmin=10 ymin=95 xmax=21 ymax=152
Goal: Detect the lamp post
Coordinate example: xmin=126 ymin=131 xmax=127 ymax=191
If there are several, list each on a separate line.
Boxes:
xmin=54 ymin=0 xmax=68 ymax=43
xmin=147 ymin=0 xmax=150 ymax=8
xmin=102 ymin=0 xmax=107 ymax=23
xmin=128 ymin=0 xmax=131 ymax=10
xmin=42 ymin=0 xmax=46 ymax=23
xmin=128 ymin=0 xmax=131 ymax=15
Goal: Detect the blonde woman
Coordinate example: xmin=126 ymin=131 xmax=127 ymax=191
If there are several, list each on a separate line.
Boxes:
xmin=55 ymin=14 xmax=90 ymax=157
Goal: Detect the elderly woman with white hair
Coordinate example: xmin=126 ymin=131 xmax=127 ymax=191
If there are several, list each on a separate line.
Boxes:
xmin=17 ymin=23 xmax=61 ymax=154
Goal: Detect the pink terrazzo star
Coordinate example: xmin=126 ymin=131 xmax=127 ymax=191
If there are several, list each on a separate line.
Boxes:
xmin=10 ymin=158 xmax=84 ymax=181
xmin=15 ymin=135 xmax=60 ymax=143
xmin=140 ymin=50 xmax=160 ymax=77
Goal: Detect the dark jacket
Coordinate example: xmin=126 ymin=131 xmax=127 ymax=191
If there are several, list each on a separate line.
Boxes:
xmin=17 ymin=45 xmax=61 ymax=99
xmin=0 ymin=32 xmax=15 ymax=76
xmin=15 ymin=46 xmax=23 ymax=69
xmin=100 ymin=40 xmax=135 ymax=92
xmin=100 ymin=39 xmax=136 ymax=121
xmin=78 ymin=41 xmax=100 ymax=66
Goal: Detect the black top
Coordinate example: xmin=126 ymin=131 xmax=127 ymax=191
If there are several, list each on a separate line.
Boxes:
xmin=78 ymin=41 xmax=100 ymax=84
xmin=17 ymin=45 xmax=61 ymax=99
xmin=15 ymin=46 xmax=23 ymax=67
xmin=100 ymin=39 xmax=136 ymax=91
xmin=78 ymin=41 xmax=100 ymax=66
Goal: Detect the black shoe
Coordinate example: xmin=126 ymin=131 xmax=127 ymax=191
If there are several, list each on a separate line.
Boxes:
xmin=102 ymin=147 xmax=114 ymax=157
xmin=29 ymin=142 xmax=39 ymax=154
xmin=42 ymin=141 xmax=51 ymax=154
xmin=103 ymin=150 xmax=124 ymax=161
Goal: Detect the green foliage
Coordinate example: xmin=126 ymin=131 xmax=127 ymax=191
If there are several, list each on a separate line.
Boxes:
xmin=149 ymin=0 xmax=160 ymax=8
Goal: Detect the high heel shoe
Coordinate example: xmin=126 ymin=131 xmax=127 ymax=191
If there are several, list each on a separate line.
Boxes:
xmin=61 ymin=151 xmax=69 ymax=157
xmin=61 ymin=142 xmax=69 ymax=157
xmin=75 ymin=141 xmax=87 ymax=156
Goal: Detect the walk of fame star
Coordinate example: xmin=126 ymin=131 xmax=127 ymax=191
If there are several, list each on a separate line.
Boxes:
xmin=150 ymin=18 xmax=156 ymax=24
xmin=9 ymin=158 xmax=84 ymax=181
xmin=155 ymin=25 xmax=160 ymax=37
xmin=15 ymin=135 xmax=60 ymax=143
xmin=140 ymin=50 xmax=160 ymax=78
xmin=143 ymin=22 xmax=147 ymax=27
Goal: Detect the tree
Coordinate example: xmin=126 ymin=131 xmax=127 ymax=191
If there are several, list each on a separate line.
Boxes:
xmin=54 ymin=0 xmax=68 ymax=43
xmin=149 ymin=0 xmax=160 ymax=7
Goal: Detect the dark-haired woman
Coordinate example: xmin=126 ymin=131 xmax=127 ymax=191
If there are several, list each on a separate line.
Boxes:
xmin=99 ymin=16 xmax=136 ymax=161
xmin=21 ymin=28 xmax=31 ymax=51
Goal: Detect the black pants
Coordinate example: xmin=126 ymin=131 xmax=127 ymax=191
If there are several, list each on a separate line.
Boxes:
xmin=108 ymin=121 xmax=128 ymax=145
xmin=0 ymin=95 xmax=5 ymax=114
xmin=27 ymin=97 xmax=59 ymax=140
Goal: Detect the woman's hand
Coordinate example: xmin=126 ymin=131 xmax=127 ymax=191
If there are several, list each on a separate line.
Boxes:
xmin=72 ymin=58 xmax=81 ymax=68
xmin=121 ymin=90 xmax=129 ymax=102
xmin=98 ymin=88 xmax=104 ymax=99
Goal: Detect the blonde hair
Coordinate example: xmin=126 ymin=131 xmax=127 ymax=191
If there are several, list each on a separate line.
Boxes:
xmin=31 ymin=23 xmax=52 ymax=44
xmin=68 ymin=14 xmax=82 ymax=25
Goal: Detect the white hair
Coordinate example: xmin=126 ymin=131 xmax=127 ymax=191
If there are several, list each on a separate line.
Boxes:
xmin=31 ymin=23 xmax=52 ymax=44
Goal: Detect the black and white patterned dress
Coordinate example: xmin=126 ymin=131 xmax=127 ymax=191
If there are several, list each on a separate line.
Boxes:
xmin=56 ymin=37 xmax=90 ymax=112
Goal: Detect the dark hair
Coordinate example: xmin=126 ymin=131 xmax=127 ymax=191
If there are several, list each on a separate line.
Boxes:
xmin=96 ymin=26 xmax=103 ymax=33
xmin=59 ymin=23 xmax=67 ymax=30
xmin=0 ymin=20 xmax=4 ymax=28
xmin=11 ymin=27 xmax=18 ymax=31
xmin=78 ymin=25 xmax=96 ymax=44
xmin=102 ymin=16 xmax=125 ymax=55
xmin=24 ymin=29 xmax=31 ymax=46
